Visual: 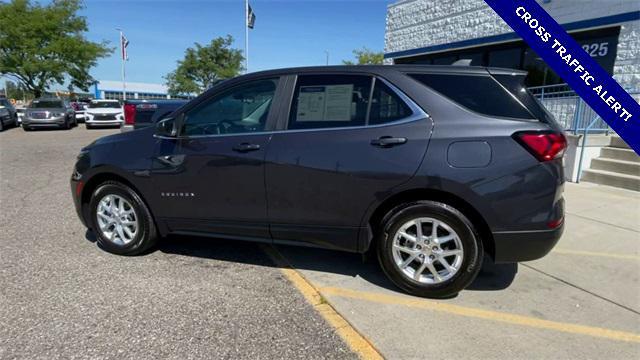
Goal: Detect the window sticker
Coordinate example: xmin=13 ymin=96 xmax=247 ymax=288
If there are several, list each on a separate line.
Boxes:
xmin=296 ymin=84 xmax=354 ymax=121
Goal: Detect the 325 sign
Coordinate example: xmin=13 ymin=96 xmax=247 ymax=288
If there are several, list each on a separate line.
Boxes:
xmin=582 ymin=42 xmax=609 ymax=57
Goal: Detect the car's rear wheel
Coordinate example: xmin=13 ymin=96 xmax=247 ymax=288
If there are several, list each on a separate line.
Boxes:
xmin=89 ymin=181 xmax=158 ymax=255
xmin=377 ymin=201 xmax=483 ymax=298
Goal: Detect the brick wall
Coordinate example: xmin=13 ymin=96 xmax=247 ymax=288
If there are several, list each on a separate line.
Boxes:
xmin=385 ymin=0 xmax=640 ymax=89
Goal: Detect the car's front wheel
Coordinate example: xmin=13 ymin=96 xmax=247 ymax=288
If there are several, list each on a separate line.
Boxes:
xmin=89 ymin=181 xmax=158 ymax=255
xmin=377 ymin=201 xmax=483 ymax=298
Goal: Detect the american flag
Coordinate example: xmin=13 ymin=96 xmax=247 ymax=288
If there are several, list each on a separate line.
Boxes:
xmin=247 ymin=4 xmax=256 ymax=29
xmin=120 ymin=32 xmax=129 ymax=61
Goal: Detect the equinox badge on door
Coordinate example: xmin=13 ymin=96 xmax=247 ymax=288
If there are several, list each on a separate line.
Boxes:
xmin=161 ymin=192 xmax=196 ymax=198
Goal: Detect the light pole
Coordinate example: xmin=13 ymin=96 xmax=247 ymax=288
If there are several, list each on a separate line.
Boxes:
xmin=324 ymin=50 xmax=330 ymax=65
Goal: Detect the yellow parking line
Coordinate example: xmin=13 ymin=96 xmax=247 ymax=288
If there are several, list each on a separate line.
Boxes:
xmin=261 ymin=245 xmax=384 ymax=360
xmin=552 ymin=248 xmax=640 ymax=260
xmin=321 ymin=287 xmax=640 ymax=343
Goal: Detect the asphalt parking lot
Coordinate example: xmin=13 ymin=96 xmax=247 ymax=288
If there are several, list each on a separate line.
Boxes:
xmin=1 ymin=126 xmax=639 ymax=359
xmin=0 ymin=126 xmax=354 ymax=359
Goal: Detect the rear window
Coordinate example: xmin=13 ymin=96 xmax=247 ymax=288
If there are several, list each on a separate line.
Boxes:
xmin=408 ymin=73 xmax=534 ymax=119
xmin=492 ymin=74 xmax=555 ymax=124
xmin=288 ymin=75 xmax=415 ymax=130
xmin=289 ymin=75 xmax=372 ymax=130
xmin=369 ymin=80 xmax=412 ymax=125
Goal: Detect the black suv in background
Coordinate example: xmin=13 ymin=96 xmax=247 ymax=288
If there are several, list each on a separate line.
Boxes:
xmin=71 ymin=65 xmax=566 ymax=298
xmin=0 ymin=97 xmax=18 ymax=131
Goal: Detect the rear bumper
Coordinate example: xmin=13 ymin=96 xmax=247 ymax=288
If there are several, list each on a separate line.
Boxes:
xmin=492 ymin=223 xmax=564 ymax=263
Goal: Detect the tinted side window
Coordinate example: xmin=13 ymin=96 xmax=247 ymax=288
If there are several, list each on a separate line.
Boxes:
xmin=289 ymin=75 xmax=372 ymax=130
xmin=493 ymin=74 xmax=553 ymax=124
xmin=408 ymin=73 xmax=534 ymax=119
xmin=182 ymin=78 xmax=278 ymax=136
xmin=369 ymin=80 xmax=412 ymax=125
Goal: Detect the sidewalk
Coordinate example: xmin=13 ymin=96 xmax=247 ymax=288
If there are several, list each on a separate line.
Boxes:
xmin=276 ymin=182 xmax=640 ymax=359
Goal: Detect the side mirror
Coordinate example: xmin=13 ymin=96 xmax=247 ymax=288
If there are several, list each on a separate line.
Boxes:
xmin=156 ymin=118 xmax=177 ymax=137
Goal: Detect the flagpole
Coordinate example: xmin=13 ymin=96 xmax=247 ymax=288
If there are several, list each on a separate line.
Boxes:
xmin=117 ymin=28 xmax=126 ymax=101
xmin=245 ymin=0 xmax=249 ymax=74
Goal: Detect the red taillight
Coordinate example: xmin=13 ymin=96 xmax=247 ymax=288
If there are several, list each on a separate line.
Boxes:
xmin=515 ymin=132 xmax=567 ymax=162
xmin=124 ymin=104 xmax=136 ymax=125
xmin=547 ymin=216 xmax=564 ymax=229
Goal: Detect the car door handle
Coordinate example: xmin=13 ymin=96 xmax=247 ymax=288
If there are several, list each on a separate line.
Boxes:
xmin=232 ymin=143 xmax=261 ymax=152
xmin=371 ymin=136 xmax=407 ymax=148
xmin=157 ymin=155 xmax=185 ymax=166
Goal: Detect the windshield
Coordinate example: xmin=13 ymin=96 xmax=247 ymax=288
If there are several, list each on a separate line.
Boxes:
xmin=89 ymin=102 xmax=120 ymax=108
xmin=30 ymin=100 xmax=63 ymax=108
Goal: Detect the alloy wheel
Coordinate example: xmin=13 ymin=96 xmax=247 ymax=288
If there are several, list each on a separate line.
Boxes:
xmin=96 ymin=194 xmax=139 ymax=245
xmin=391 ymin=217 xmax=464 ymax=284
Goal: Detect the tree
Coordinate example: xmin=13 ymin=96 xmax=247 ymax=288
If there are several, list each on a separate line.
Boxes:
xmin=165 ymin=36 xmax=244 ymax=96
xmin=342 ymin=47 xmax=384 ymax=65
xmin=0 ymin=0 xmax=111 ymax=98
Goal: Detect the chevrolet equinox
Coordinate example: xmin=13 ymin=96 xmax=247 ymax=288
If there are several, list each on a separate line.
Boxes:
xmin=71 ymin=65 xmax=566 ymax=298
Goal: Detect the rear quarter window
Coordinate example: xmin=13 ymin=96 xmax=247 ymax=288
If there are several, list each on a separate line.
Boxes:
xmin=408 ymin=73 xmax=534 ymax=119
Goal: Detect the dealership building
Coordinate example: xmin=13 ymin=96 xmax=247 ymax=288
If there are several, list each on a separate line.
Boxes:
xmin=384 ymin=0 xmax=640 ymax=90
xmin=92 ymin=80 xmax=173 ymax=100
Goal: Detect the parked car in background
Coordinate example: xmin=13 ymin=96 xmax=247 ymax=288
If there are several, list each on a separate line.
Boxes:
xmin=72 ymin=98 xmax=92 ymax=123
xmin=71 ymin=65 xmax=566 ymax=298
xmin=22 ymin=98 xmax=76 ymax=131
xmin=121 ymin=99 xmax=188 ymax=132
xmin=0 ymin=98 xmax=19 ymax=131
xmin=15 ymin=106 xmax=25 ymax=125
xmin=85 ymin=100 xmax=124 ymax=129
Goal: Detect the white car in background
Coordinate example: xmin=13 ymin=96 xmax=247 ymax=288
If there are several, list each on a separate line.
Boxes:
xmin=85 ymin=100 xmax=124 ymax=129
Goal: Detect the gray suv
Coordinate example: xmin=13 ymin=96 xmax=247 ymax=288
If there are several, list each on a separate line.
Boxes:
xmin=23 ymin=98 xmax=76 ymax=131
xmin=71 ymin=65 xmax=566 ymax=298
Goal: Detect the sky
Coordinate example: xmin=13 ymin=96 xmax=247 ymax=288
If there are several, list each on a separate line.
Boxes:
xmin=78 ymin=0 xmax=394 ymax=85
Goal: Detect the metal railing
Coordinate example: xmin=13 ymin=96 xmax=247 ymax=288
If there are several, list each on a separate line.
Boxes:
xmin=529 ymin=83 xmax=639 ymax=134
xmin=530 ymin=83 xmax=639 ymax=182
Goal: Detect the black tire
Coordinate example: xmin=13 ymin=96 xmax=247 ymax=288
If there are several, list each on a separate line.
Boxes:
xmin=89 ymin=181 xmax=158 ymax=255
xmin=64 ymin=118 xmax=71 ymax=130
xmin=0 ymin=119 xmax=4 ymax=132
xmin=85 ymin=124 xmax=93 ymax=130
xmin=377 ymin=201 xmax=483 ymax=298
xmin=22 ymin=125 xmax=31 ymax=131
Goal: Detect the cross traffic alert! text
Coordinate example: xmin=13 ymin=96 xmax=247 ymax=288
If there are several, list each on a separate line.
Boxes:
xmin=516 ymin=6 xmax=633 ymax=122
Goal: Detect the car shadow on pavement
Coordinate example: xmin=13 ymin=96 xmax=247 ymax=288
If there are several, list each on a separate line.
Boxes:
xmin=150 ymin=234 xmax=518 ymax=295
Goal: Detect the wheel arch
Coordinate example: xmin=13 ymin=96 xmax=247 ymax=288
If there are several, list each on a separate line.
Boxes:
xmin=365 ymin=188 xmax=495 ymax=260
xmin=80 ymin=171 xmax=158 ymax=233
